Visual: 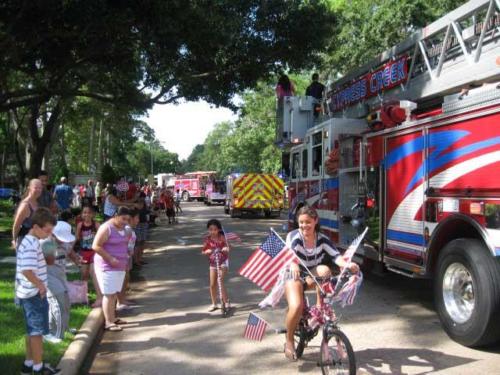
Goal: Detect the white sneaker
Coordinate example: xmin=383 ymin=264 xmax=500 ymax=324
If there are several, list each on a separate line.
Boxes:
xmin=43 ymin=334 xmax=62 ymax=344
xmin=116 ymin=303 xmax=133 ymax=311
xmin=208 ymin=304 xmax=218 ymax=312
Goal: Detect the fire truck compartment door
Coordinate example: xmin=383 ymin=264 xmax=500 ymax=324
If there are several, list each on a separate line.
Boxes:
xmin=338 ymin=171 xmax=363 ymax=247
xmin=384 ymin=130 xmax=426 ymax=260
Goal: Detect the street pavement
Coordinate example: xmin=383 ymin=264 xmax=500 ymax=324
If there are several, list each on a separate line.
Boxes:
xmin=84 ymin=202 xmax=500 ymax=375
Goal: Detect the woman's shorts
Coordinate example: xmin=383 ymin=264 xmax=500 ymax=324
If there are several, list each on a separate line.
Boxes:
xmin=19 ymin=293 xmax=49 ymax=336
xmin=80 ymin=249 xmax=95 ymax=264
xmin=95 ymin=269 xmax=126 ymax=295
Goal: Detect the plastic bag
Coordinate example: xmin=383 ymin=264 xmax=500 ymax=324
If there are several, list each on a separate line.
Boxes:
xmin=67 ymin=280 xmax=88 ymax=305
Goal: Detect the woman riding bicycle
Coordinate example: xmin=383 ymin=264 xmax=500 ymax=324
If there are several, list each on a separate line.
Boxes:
xmin=284 ymin=206 xmax=359 ymax=361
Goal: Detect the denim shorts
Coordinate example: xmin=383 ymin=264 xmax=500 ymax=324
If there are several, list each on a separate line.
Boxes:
xmin=19 ymin=293 xmax=49 ymax=336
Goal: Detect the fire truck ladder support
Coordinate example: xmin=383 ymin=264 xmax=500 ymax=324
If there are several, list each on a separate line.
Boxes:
xmin=328 ymin=0 xmax=500 ymax=118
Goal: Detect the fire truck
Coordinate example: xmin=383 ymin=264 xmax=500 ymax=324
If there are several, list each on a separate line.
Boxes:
xmin=204 ymin=179 xmax=227 ymax=205
xmin=174 ymin=171 xmax=216 ymax=201
xmin=225 ymin=173 xmax=285 ymax=218
xmin=279 ymin=0 xmax=500 ymax=347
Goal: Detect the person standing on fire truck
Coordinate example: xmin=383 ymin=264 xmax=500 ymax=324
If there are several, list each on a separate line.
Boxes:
xmin=305 ymin=73 xmax=325 ymax=118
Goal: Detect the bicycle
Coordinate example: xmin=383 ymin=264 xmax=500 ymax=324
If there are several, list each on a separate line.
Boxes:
xmin=293 ymin=273 xmax=356 ymax=375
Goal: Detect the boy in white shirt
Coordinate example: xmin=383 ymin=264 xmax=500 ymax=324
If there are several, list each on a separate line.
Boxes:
xmin=16 ymin=207 xmax=60 ymax=375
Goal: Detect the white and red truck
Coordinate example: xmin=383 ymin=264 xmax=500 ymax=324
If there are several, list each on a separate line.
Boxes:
xmin=279 ymin=0 xmax=500 ymax=347
xmin=174 ymin=171 xmax=216 ymax=201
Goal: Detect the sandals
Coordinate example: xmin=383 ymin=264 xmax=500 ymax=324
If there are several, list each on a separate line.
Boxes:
xmin=104 ymin=324 xmax=122 ymax=332
xmin=114 ymin=319 xmax=128 ymax=325
xmin=284 ymin=343 xmax=297 ymax=361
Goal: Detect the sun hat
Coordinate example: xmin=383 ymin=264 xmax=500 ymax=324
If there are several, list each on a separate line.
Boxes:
xmin=52 ymin=221 xmax=76 ymax=243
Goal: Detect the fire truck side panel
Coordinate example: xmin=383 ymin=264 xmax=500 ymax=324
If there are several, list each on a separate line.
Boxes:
xmin=384 ymin=130 xmax=426 ymax=264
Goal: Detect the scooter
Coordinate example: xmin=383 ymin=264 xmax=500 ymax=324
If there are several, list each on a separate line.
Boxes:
xmin=214 ymin=248 xmax=229 ymax=318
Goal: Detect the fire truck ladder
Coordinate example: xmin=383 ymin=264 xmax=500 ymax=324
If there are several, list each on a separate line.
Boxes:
xmin=329 ymin=0 xmax=500 ymax=118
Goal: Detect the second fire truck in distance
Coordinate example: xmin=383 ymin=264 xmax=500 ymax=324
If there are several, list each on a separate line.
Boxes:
xmin=225 ymin=173 xmax=285 ymax=218
xmin=279 ymin=0 xmax=500 ymax=347
xmin=174 ymin=171 xmax=216 ymax=201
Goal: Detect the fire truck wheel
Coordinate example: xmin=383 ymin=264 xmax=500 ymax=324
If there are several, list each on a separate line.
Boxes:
xmin=264 ymin=210 xmax=271 ymax=218
xmin=182 ymin=191 xmax=190 ymax=202
xmin=230 ymin=208 xmax=239 ymax=218
xmin=434 ymin=239 xmax=500 ymax=347
xmin=224 ymin=207 xmax=229 ymax=215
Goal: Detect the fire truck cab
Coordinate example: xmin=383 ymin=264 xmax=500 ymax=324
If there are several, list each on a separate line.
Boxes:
xmin=281 ymin=0 xmax=500 ymax=347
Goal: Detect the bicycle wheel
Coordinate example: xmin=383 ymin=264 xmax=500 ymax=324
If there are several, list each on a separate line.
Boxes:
xmin=319 ymin=328 xmax=356 ymax=375
xmin=294 ymin=322 xmax=308 ymax=358
xmin=47 ymin=289 xmax=63 ymax=339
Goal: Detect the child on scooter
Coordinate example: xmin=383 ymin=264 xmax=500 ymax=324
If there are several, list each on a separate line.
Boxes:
xmin=202 ymin=219 xmax=230 ymax=312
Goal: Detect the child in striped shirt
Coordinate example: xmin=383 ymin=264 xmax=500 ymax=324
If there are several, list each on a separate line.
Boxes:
xmin=15 ymin=207 xmax=60 ymax=375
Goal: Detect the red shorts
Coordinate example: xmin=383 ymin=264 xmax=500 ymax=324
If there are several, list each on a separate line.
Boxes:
xmin=80 ymin=249 xmax=95 ymax=264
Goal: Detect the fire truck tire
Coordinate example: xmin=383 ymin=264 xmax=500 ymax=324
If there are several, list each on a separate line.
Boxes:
xmin=182 ymin=191 xmax=190 ymax=202
xmin=264 ymin=210 xmax=271 ymax=218
xmin=224 ymin=207 xmax=230 ymax=215
xmin=434 ymin=239 xmax=500 ymax=347
xmin=230 ymin=208 xmax=239 ymax=218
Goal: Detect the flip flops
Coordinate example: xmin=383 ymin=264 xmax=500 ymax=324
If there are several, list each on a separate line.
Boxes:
xmin=284 ymin=344 xmax=297 ymax=361
xmin=104 ymin=324 xmax=122 ymax=332
xmin=114 ymin=319 xmax=128 ymax=325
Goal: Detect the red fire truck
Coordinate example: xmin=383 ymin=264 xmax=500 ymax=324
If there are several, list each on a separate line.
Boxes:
xmin=279 ymin=0 xmax=500 ymax=347
xmin=174 ymin=171 xmax=216 ymax=201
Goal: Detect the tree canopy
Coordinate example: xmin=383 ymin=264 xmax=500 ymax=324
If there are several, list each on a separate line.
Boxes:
xmin=0 ymin=0 xmax=335 ymax=112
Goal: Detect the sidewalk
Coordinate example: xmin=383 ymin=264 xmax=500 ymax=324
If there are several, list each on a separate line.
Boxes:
xmin=83 ymin=203 xmax=298 ymax=375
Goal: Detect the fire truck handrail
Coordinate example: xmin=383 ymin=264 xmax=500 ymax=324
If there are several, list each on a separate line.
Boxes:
xmin=327 ymin=0 xmax=500 ymax=117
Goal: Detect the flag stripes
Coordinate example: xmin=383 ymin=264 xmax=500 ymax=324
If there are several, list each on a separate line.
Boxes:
xmin=243 ymin=313 xmax=268 ymax=341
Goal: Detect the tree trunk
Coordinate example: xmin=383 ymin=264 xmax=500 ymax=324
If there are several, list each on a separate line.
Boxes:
xmin=0 ymin=144 xmax=5 ymax=187
xmin=88 ymin=118 xmax=96 ymax=174
xmin=97 ymin=119 xmax=104 ymax=176
xmin=26 ymin=101 xmax=63 ymax=179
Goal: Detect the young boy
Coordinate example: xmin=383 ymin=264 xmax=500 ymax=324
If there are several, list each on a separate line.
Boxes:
xmin=15 ymin=207 xmax=60 ymax=375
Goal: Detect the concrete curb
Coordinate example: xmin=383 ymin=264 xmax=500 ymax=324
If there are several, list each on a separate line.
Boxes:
xmin=57 ymin=307 xmax=103 ymax=375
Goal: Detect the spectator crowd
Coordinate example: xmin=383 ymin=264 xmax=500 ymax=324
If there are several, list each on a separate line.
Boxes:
xmin=11 ymin=172 xmax=181 ymax=375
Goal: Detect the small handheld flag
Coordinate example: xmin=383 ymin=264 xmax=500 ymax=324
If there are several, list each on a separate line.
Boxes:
xmin=243 ymin=313 xmax=268 ymax=341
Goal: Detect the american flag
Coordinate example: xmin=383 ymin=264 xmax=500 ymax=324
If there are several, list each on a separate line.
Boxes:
xmin=342 ymin=227 xmax=368 ymax=262
xmin=243 ymin=313 xmax=268 ymax=341
xmin=239 ymin=231 xmax=297 ymax=291
xmin=223 ymin=228 xmax=241 ymax=242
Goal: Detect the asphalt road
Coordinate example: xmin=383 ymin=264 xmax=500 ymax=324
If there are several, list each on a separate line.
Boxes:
xmin=84 ymin=202 xmax=500 ymax=375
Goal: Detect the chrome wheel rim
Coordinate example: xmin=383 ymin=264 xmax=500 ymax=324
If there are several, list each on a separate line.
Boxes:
xmin=442 ymin=262 xmax=475 ymax=324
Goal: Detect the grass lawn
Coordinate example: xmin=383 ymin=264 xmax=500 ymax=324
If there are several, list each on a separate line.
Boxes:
xmin=0 ymin=256 xmax=93 ymax=373
xmin=0 ymin=199 xmax=14 ymax=234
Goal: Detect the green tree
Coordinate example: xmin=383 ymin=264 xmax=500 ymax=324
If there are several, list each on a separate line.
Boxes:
xmin=188 ymin=73 xmax=310 ymax=176
xmin=322 ymin=0 xmax=466 ymax=77
xmin=0 ymin=1 xmax=336 ymax=180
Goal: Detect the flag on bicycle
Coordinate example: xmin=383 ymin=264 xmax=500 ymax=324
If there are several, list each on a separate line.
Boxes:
xmin=331 ymin=271 xmax=363 ymax=307
xmin=243 ymin=313 xmax=268 ymax=341
xmin=342 ymin=227 xmax=368 ymax=262
xmin=239 ymin=230 xmax=297 ymax=291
